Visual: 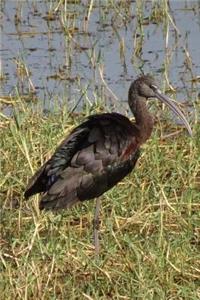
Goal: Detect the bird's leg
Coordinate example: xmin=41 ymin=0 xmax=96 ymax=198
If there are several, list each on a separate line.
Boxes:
xmin=93 ymin=197 xmax=101 ymax=255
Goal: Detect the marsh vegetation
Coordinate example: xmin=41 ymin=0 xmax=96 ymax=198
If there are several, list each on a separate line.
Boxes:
xmin=1 ymin=0 xmax=200 ymax=299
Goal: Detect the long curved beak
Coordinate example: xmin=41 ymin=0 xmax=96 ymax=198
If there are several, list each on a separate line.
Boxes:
xmin=152 ymin=86 xmax=192 ymax=136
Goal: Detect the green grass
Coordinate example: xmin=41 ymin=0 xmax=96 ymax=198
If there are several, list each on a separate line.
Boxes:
xmin=1 ymin=0 xmax=200 ymax=298
xmin=1 ymin=101 xmax=200 ymax=300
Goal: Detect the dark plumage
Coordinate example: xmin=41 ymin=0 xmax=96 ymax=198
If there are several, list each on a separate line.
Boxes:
xmin=24 ymin=113 xmax=140 ymax=209
xmin=24 ymin=75 xmax=192 ymax=210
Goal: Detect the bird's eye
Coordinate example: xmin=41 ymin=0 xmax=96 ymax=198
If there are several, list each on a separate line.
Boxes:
xmin=151 ymin=84 xmax=158 ymax=91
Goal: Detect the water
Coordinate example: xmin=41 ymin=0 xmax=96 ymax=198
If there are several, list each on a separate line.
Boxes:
xmin=1 ymin=0 xmax=200 ymax=115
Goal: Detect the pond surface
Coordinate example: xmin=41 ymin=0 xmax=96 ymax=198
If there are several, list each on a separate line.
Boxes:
xmin=1 ymin=0 xmax=200 ymax=115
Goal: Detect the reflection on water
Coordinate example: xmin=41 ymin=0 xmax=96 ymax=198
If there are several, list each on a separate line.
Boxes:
xmin=1 ymin=0 xmax=200 ymax=114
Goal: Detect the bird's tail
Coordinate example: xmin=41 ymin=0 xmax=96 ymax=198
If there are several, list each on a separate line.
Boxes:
xmin=24 ymin=165 xmax=47 ymax=199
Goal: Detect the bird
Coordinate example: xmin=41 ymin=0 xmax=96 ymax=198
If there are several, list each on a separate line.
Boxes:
xmin=24 ymin=75 xmax=192 ymax=252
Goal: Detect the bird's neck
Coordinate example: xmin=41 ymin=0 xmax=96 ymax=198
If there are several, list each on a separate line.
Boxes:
xmin=129 ymin=96 xmax=154 ymax=144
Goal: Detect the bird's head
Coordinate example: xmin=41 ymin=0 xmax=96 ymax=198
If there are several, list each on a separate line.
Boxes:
xmin=129 ymin=74 xmax=156 ymax=99
xmin=128 ymin=74 xmax=192 ymax=136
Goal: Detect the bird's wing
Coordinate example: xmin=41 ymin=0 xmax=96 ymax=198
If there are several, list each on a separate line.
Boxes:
xmin=25 ymin=113 xmax=140 ymax=209
xmin=24 ymin=123 xmax=90 ymax=198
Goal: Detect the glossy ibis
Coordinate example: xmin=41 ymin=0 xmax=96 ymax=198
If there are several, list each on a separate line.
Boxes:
xmin=24 ymin=75 xmax=192 ymax=253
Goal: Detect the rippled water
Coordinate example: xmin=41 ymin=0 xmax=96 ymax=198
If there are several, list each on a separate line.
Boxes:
xmin=1 ymin=0 xmax=200 ymax=115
